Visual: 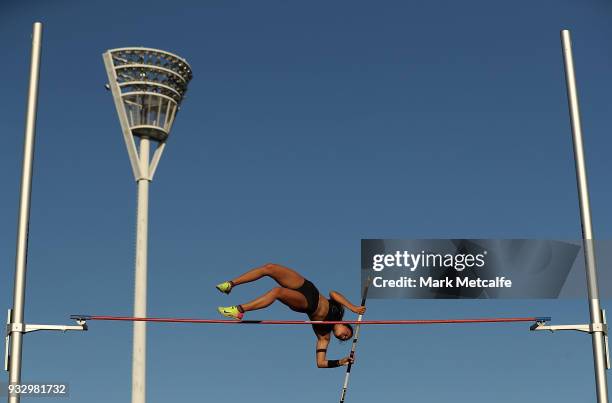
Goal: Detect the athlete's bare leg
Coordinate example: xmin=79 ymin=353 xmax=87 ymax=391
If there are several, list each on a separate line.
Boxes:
xmin=230 ymin=263 xmax=305 ymax=289
xmin=239 ymin=287 xmax=308 ymax=312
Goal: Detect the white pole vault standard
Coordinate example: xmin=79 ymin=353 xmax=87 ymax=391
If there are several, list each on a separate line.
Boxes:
xmin=7 ymin=23 xmax=42 ymax=403
xmin=5 ymin=24 xmax=87 ymax=403
xmin=339 ymin=280 xmax=371 ymax=403
xmin=560 ymin=30 xmax=609 ymax=403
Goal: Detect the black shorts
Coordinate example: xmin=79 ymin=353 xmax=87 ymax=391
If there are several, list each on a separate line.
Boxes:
xmin=294 ymin=279 xmax=320 ymax=315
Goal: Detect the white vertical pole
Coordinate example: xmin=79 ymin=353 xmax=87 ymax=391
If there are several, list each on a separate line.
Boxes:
xmin=561 ymin=29 xmax=609 ymax=403
xmin=131 ymin=138 xmax=150 ymax=403
xmin=8 ymin=22 xmax=43 ymax=403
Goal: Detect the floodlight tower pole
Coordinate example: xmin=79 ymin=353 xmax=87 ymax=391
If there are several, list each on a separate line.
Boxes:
xmin=103 ymin=48 xmax=192 ymax=403
xmin=132 ymin=137 xmax=150 ymax=403
xmin=7 ymin=22 xmax=42 ymax=403
xmin=561 ymin=29 xmax=609 ymax=403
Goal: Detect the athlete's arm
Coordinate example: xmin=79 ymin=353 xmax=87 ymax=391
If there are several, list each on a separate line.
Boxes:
xmin=315 ymin=333 xmax=352 ymax=368
xmin=329 ymin=291 xmax=366 ymax=314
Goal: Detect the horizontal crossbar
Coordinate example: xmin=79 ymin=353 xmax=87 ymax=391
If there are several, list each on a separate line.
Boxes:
xmin=70 ymin=315 xmax=551 ymax=326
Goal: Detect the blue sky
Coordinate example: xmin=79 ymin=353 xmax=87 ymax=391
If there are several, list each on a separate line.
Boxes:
xmin=1 ymin=1 xmax=611 ymax=402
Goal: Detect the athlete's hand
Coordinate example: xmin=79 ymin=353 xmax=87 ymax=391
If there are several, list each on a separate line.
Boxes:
xmin=339 ymin=356 xmax=354 ymax=366
xmin=352 ymin=306 xmax=366 ymax=315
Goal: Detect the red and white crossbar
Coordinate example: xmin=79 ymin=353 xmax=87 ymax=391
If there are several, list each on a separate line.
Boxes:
xmin=70 ymin=315 xmax=551 ymax=325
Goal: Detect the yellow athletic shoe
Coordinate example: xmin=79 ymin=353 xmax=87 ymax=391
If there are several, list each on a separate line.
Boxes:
xmin=217 ymin=306 xmax=244 ymax=320
xmin=215 ymin=281 xmax=233 ymax=294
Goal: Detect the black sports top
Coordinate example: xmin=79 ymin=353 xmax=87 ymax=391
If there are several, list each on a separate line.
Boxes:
xmin=325 ymin=299 xmax=345 ymax=321
xmin=294 ymin=279 xmax=345 ymax=334
xmin=311 ymin=299 xmax=344 ymax=335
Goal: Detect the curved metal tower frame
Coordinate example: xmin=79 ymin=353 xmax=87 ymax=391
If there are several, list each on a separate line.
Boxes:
xmin=103 ymin=47 xmax=192 ymax=403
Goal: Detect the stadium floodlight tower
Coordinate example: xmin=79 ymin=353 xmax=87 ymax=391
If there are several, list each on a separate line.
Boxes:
xmin=103 ymin=47 xmax=192 ymax=403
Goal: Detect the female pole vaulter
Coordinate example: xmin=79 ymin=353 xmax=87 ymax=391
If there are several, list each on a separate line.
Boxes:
xmin=216 ymin=263 xmax=366 ymax=368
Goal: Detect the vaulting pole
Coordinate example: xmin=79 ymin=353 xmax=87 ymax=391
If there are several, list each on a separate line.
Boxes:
xmin=7 ymin=22 xmax=43 ymax=403
xmin=561 ymin=29 xmax=609 ymax=403
xmin=339 ymin=281 xmax=370 ymax=403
